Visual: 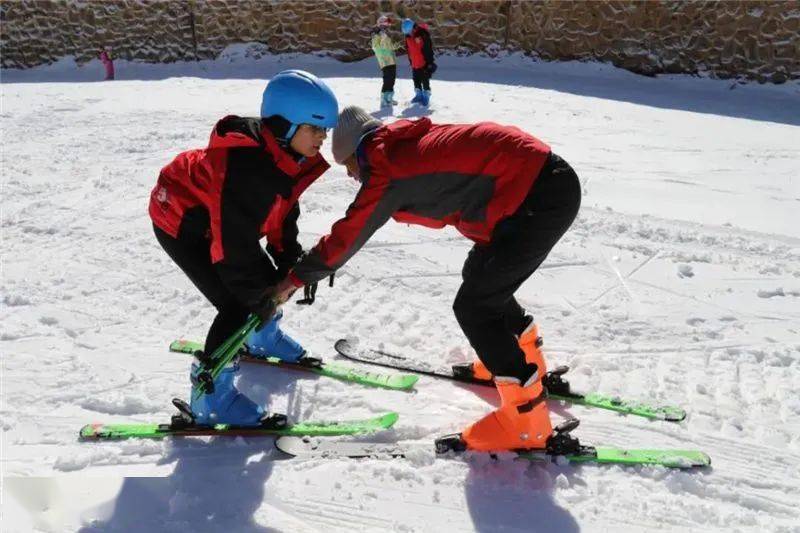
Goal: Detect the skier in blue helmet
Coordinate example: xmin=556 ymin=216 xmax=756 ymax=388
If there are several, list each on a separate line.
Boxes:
xmin=149 ymin=69 xmax=338 ymax=426
xmin=260 ymin=69 xmax=339 ymax=137
xmin=402 ymin=19 xmax=436 ymax=106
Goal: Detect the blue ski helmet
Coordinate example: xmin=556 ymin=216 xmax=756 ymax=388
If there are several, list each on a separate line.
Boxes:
xmin=260 ymin=69 xmax=339 ymax=139
xmin=401 ymin=18 xmax=415 ymax=35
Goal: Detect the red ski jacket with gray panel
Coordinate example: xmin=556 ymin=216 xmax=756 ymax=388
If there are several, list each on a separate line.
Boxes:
xmin=290 ymin=117 xmax=550 ymax=286
xmin=149 ymin=115 xmax=329 ymax=306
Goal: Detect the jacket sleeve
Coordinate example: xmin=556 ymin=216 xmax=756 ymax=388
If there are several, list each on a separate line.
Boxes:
xmin=290 ymin=177 xmax=397 ymax=286
xmin=421 ymin=31 xmax=435 ymax=65
xmin=266 ymin=202 xmax=302 ymax=275
xmin=213 ymin=147 xmax=286 ymax=308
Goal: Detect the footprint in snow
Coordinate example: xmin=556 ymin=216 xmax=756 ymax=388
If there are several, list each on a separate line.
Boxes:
xmin=678 ymin=264 xmax=694 ymax=278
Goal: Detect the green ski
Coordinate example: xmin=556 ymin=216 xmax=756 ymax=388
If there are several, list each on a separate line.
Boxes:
xmin=334 ymin=339 xmax=686 ymax=421
xmin=79 ymin=412 xmax=399 ymax=441
xmin=275 ymin=436 xmax=709 ymax=469
xmin=170 ymin=339 xmax=419 ymax=391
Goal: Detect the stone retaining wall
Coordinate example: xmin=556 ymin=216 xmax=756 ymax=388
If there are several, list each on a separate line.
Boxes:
xmin=2 ymin=0 xmax=798 ymax=82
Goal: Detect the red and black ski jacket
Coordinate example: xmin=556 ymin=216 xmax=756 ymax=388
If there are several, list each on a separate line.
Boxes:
xmin=405 ymin=23 xmax=434 ymax=70
xmin=149 ymin=115 xmax=329 ymax=307
xmin=290 ymin=118 xmax=551 ymax=286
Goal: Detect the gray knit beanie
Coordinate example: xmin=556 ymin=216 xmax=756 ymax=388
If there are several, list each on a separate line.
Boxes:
xmin=332 ymin=106 xmax=382 ymax=164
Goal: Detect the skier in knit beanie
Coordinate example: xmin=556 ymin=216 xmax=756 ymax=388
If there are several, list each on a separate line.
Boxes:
xmin=331 ymin=106 xmax=383 ymax=164
xmin=270 ymin=105 xmax=582 ymax=453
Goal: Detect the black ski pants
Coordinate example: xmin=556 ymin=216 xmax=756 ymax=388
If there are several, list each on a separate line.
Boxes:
xmin=453 ymin=153 xmax=582 ymax=381
xmin=381 ymin=65 xmax=396 ymax=93
xmin=154 ymin=215 xmax=279 ymax=355
xmin=412 ymin=68 xmax=431 ymax=91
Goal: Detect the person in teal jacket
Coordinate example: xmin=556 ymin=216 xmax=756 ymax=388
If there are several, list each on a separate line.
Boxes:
xmin=371 ymin=15 xmax=401 ymax=106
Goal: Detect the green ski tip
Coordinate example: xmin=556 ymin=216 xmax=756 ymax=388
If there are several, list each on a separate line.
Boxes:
xmin=582 ymin=447 xmax=711 ymax=468
xmin=553 ymin=392 xmax=687 ymax=421
xmin=519 ymin=447 xmax=711 ymax=469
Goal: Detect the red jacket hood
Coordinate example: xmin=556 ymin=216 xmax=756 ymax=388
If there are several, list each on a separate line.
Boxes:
xmin=207 ymin=116 xmax=261 ymax=149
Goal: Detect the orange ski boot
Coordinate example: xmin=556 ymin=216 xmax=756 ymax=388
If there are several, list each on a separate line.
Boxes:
xmin=468 ymin=359 xmax=494 ymax=381
xmin=459 ymin=365 xmax=553 ymax=451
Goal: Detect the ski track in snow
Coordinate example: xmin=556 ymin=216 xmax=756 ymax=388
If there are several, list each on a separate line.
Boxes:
xmin=2 ymin=51 xmax=799 ymax=532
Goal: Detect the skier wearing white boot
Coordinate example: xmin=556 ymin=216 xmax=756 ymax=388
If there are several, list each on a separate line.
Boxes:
xmin=371 ymin=15 xmax=400 ymax=107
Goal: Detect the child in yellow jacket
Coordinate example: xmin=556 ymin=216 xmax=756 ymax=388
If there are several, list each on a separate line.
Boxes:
xmin=371 ymin=15 xmax=401 ymax=106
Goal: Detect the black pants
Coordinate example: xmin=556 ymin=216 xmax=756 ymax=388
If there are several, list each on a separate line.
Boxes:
xmin=381 ymin=65 xmax=396 ymax=92
xmin=154 ymin=219 xmax=278 ymax=355
xmin=412 ymin=68 xmax=431 ymax=91
xmin=453 ymin=153 xmax=582 ymax=381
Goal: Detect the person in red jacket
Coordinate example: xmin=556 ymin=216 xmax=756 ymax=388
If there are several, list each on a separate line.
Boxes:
xmin=99 ymin=47 xmax=115 ymax=80
xmin=401 ymin=18 xmax=436 ymax=106
xmin=272 ymin=106 xmax=581 ymax=451
xmin=149 ymin=70 xmax=338 ymax=427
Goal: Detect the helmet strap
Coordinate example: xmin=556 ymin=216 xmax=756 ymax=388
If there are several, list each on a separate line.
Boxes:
xmin=263 ymin=115 xmax=295 ymax=143
xmin=286 ymin=123 xmax=298 ymax=141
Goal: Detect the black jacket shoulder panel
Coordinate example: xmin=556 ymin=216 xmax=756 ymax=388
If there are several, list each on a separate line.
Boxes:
xmin=215 ymin=116 xmax=264 ymax=146
xmin=215 ymin=146 xmax=293 ymax=306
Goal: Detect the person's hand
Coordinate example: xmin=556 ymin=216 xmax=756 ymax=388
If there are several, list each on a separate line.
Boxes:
xmin=274 ymin=276 xmax=299 ymax=305
xmin=266 ymin=243 xmax=301 ymax=278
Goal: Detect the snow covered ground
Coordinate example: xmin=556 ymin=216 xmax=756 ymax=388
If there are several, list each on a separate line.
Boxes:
xmin=2 ymin=48 xmax=800 ymax=532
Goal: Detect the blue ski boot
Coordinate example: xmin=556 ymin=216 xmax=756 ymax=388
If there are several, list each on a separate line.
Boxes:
xmin=386 ymin=91 xmax=397 ymax=105
xmin=410 ymin=88 xmax=424 ymax=104
xmin=245 ymin=310 xmax=306 ymax=363
xmin=189 ymin=362 xmax=265 ymax=426
xmin=421 ymin=90 xmax=431 ymax=106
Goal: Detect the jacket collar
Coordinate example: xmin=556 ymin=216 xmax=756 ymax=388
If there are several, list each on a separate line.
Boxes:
xmin=260 ymin=125 xmax=307 ymax=177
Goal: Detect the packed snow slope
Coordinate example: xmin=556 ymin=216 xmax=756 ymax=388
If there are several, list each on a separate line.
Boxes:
xmin=2 ymin=48 xmax=800 ymax=532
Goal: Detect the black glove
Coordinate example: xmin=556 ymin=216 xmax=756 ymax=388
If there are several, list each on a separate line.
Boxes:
xmin=296 ymin=273 xmax=335 ymax=306
xmin=267 ymin=243 xmax=301 ymax=278
xmin=426 ymin=62 xmax=437 ymax=76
